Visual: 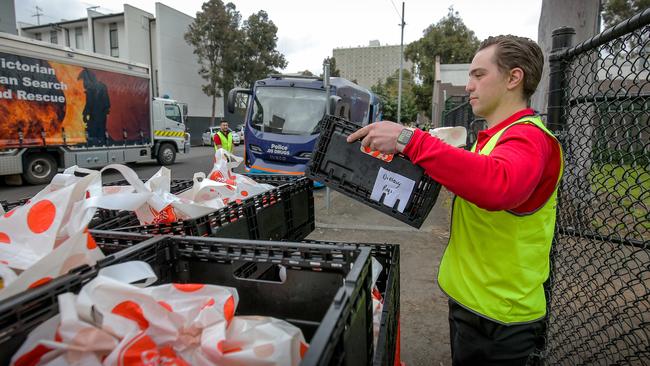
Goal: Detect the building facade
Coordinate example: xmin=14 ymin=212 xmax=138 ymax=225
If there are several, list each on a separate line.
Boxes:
xmin=333 ymin=41 xmax=413 ymax=89
xmin=16 ymin=3 xmax=220 ymax=145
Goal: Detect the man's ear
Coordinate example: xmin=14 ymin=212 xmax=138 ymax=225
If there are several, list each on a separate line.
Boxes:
xmin=507 ymin=67 xmax=524 ymax=92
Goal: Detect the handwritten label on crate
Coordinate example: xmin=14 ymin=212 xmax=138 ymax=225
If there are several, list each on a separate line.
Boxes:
xmin=370 ymin=167 xmax=415 ymax=213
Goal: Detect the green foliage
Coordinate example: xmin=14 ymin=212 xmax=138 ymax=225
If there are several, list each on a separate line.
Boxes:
xmin=185 ymin=0 xmax=240 ymax=100
xmin=185 ymin=0 xmax=286 ymax=122
xmin=238 ymin=10 xmax=287 ymax=88
xmin=322 ymin=56 xmax=341 ymax=77
xmin=298 ymin=70 xmax=314 ymax=76
xmin=371 ymin=69 xmax=418 ymax=122
xmin=602 ymin=0 xmax=650 ymax=29
xmin=405 ymin=7 xmax=479 ymax=114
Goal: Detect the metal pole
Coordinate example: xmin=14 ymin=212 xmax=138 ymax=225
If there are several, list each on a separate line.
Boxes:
xmin=547 ymin=27 xmax=575 ymax=132
xmin=397 ymin=2 xmax=405 ymax=124
xmin=323 ymin=61 xmax=332 ymax=212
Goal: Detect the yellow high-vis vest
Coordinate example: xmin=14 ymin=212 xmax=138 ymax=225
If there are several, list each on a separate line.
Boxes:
xmin=215 ymin=130 xmax=233 ymax=153
xmin=438 ymin=115 xmax=564 ymax=324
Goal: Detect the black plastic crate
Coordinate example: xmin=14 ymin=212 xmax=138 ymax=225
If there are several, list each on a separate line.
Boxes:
xmin=307 ymin=115 xmax=441 ymax=228
xmin=88 ymin=232 xmax=399 ymax=366
xmin=247 ymin=176 xmax=315 ymax=241
xmin=0 ymin=235 xmax=374 ymax=366
xmin=90 ymin=174 xmax=302 ymax=232
xmin=103 ymin=200 xmax=253 ymax=237
xmin=242 ymin=173 xmax=300 ymax=185
xmin=94 ymin=177 xmax=315 ymax=241
xmin=302 ymin=240 xmax=400 ymax=366
xmin=0 ymin=198 xmax=29 ymax=212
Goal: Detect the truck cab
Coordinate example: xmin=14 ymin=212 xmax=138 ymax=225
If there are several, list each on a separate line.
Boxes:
xmin=151 ymin=97 xmax=190 ymax=165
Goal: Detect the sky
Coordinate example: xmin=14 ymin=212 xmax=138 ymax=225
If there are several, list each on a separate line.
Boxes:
xmin=15 ymin=0 xmax=543 ymax=74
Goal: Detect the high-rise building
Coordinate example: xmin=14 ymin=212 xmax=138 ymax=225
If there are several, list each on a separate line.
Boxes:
xmin=333 ymin=41 xmax=413 ymax=89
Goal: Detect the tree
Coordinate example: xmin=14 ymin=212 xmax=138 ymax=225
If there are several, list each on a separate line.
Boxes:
xmin=602 ymin=0 xmax=650 ymax=29
xmin=371 ymin=69 xmax=418 ymax=123
xmin=238 ymin=10 xmax=287 ymax=88
xmin=185 ymin=0 xmax=241 ymax=125
xmin=322 ymin=56 xmax=341 ymax=77
xmin=298 ymin=70 xmax=314 ymax=76
xmin=405 ymin=7 xmax=480 ymax=114
xmin=186 ymin=2 xmax=286 ymax=124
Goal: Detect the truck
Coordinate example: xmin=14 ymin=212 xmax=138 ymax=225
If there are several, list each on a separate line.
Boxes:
xmin=0 ymin=32 xmax=189 ymax=184
xmin=227 ymin=73 xmax=381 ymax=176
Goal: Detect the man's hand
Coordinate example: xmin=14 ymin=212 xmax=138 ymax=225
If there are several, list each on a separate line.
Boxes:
xmin=346 ymin=121 xmax=405 ymax=154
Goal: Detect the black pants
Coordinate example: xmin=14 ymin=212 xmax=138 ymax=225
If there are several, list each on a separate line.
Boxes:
xmin=448 ymin=300 xmax=545 ymax=366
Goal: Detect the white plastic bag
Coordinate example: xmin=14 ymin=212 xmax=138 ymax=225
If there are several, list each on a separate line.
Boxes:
xmin=12 ymin=261 xmax=308 ymax=366
xmin=132 ymin=168 xmax=231 ymax=225
xmin=0 ymin=165 xmax=151 ymax=300
xmin=208 ymin=149 xmax=274 ymax=203
xmin=132 ymin=150 xmax=274 ymax=225
xmin=428 ymin=126 xmax=467 ymax=147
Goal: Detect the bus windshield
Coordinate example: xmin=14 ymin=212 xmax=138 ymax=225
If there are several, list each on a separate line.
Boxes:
xmin=250 ymin=87 xmax=326 ymax=135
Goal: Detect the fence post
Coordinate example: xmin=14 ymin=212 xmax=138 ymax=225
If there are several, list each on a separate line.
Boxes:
xmin=547 ymin=27 xmax=575 ymax=132
xmin=539 ymin=27 xmax=576 ymax=365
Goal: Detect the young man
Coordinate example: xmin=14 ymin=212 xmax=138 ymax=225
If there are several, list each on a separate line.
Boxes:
xmin=213 ymin=120 xmax=233 ymax=153
xmin=347 ymin=35 xmax=563 ymax=365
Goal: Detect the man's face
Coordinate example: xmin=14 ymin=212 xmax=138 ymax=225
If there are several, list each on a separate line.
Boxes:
xmin=220 ymin=122 xmax=229 ymax=132
xmin=465 ymin=45 xmax=509 ymax=118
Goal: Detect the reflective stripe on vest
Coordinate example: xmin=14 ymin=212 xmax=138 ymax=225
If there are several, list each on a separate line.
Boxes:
xmin=215 ymin=131 xmax=233 ymax=152
xmin=438 ymin=115 xmax=564 ymax=324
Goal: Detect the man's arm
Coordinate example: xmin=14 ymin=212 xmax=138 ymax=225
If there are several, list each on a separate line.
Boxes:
xmin=403 ymin=125 xmax=552 ymax=211
xmin=213 ymin=134 xmax=222 ymax=149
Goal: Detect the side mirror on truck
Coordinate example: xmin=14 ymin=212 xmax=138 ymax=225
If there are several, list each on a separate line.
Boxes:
xmin=181 ymin=103 xmax=188 ymax=122
xmin=227 ymin=88 xmax=252 ymax=114
xmin=328 ymin=95 xmax=350 ymax=119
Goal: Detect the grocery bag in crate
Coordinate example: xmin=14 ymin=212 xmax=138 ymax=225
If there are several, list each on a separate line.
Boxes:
xmin=131 ymin=151 xmax=273 ymax=225
xmin=131 ymin=166 xmax=235 ymax=225
xmin=0 ymin=166 xmax=151 ymax=300
xmin=208 ymin=148 xmax=274 ymax=202
xmin=11 ymin=261 xmax=307 ymax=366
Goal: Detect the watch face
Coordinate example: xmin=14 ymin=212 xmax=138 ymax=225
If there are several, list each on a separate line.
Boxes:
xmin=398 ymin=129 xmax=414 ymax=145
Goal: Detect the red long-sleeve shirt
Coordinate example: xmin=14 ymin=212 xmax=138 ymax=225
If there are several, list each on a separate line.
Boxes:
xmin=403 ymin=108 xmax=562 ymax=214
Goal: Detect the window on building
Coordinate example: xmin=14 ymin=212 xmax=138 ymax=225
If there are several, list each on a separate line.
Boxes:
xmin=50 ymin=30 xmax=57 ymax=44
xmin=109 ymin=22 xmax=119 ymax=57
xmin=75 ymin=27 xmax=83 ymax=49
xmin=65 ymin=29 xmax=70 ymax=46
xmin=34 ymin=32 xmax=41 ymax=41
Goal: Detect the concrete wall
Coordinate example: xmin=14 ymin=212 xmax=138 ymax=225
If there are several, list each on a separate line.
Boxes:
xmin=531 ymin=0 xmax=600 ymax=113
xmin=185 ymin=116 xmax=211 ymax=146
xmin=440 ymin=64 xmax=470 ymax=86
xmin=0 ymin=0 xmax=16 ymax=35
xmin=123 ymin=5 xmax=153 ymax=65
xmin=150 ymin=21 xmax=159 ymax=96
xmin=154 ymin=2 xmax=218 ymax=129
xmin=94 ymin=22 xmax=108 ymax=54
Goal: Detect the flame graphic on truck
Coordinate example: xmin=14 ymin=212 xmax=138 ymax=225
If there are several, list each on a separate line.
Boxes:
xmin=0 ymin=52 xmax=150 ymax=149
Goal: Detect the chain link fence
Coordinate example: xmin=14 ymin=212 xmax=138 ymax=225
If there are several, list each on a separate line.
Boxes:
xmin=539 ymin=8 xmax=650 ymax=365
